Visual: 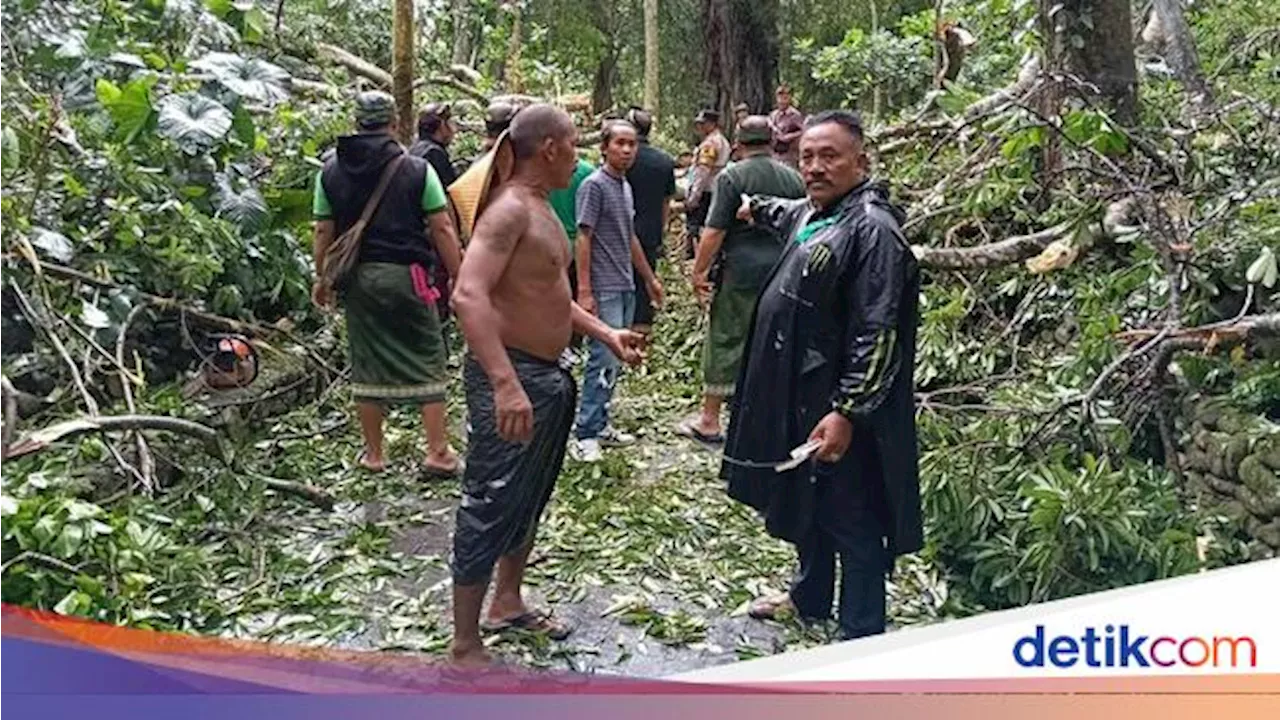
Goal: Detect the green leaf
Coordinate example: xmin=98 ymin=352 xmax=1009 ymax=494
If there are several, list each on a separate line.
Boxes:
xmin=1246 ymin=247 xmax=1277 ymax=288
xmin=54 ymin=590 xmax=91 ymax=616
xmin=52 ymin=523 xmax=85 ymax=558
xmin=215 ymin=176 xmax=269 ymax=233
xmin=2 ymin=125 xmax=19 ymax=171
xmin=191 ymin=52 xmax=292 ymax=105
xmin=97 ymin=78 xmax=155 ymax=144
xmin=231 ymin=105 xmax=255 ymax=146
xmin=157 ymin=93 xmax=233 ymax=154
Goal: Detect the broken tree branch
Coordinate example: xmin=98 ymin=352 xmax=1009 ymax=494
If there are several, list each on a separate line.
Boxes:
xmin=6 ymin=255 xmax=283 ymax=337
xmin=316 ymin=43 xmax=392 ymax=87
xmin=2 ymin=375 xmax=17 ymax=459
xmin=116 ymin=302 xmax=155 ymax=491
xmin=912 ymin=222 xmax=1072 ymax=270
xmin=5 ymin=414 xmax=225 ymax=460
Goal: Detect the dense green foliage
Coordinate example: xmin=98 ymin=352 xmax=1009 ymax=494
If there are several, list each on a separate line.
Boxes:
xmin=2 ymin=0 xmax=1278 ymax=670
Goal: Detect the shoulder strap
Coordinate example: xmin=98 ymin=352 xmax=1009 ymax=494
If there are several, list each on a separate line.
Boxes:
xmin=356 ymin=153 xmax=407 ymax=227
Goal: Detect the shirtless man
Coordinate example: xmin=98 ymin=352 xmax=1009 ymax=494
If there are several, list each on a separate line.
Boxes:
xmin=449 ymin=104 xmax=646 ymax=667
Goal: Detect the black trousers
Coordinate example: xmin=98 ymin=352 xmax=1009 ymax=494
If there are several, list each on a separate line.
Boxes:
xmin=789 ymin=449 xmax=893 ymax=641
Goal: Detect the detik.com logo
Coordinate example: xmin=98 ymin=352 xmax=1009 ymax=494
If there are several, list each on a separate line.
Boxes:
xmin=1013 ymin=625 xmax=1258 ymax=669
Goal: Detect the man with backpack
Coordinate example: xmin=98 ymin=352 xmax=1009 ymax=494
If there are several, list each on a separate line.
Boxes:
xmin=311 ymin=91 xmax=464 ymax=478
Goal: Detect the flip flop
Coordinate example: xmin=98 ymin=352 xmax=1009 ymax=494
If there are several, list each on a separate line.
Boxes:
xmin=480 ymin=608 xmax=573 ymax=641
xmin=674 ymin=417 xmax=725 ymax=447
xmin=421 ymin=461 xmax=462 ymax=481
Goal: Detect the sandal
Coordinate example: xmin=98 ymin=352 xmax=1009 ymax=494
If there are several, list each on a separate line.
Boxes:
xmin=748 ymin=592 xmax=795 ymax=621
xmin=421 ymin=454 xmax=462 ymax=480
xmin=674 ymin=417 xmax=725 ymax=447
xmin=480 ymin=608 xmax=573 ymax=641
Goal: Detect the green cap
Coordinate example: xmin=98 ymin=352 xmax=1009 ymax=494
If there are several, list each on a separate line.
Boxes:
xmin=355 ymin=91 xmax=396 ymax=129
xmin=736 ymin=115 xmax=772 ymax=145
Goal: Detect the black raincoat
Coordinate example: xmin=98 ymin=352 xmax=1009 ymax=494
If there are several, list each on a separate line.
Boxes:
xmin=720 ymin=179 xmax=924 ymax=559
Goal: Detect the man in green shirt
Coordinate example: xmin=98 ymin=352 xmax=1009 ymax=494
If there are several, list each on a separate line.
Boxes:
xmin=678 ymin=115 xmax=805 ymax=444
xmin=312 ymin=91 xmax=463 ymax=478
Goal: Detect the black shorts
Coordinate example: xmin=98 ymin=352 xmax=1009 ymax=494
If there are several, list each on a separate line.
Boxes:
xmin=450 ymin=349 xmax=577 ymax=585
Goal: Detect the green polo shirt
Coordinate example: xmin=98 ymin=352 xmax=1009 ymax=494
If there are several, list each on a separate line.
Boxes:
xmin=548 ymin=159 xmax=595 ymax=251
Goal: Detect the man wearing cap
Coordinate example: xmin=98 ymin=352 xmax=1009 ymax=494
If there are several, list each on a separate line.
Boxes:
xmin=623 ymin=107 xmax=677 ymax=336
xmin=678 ymin=115 xmax=804 ymax=446
xmin=683 ymin=109 xmax=731 ymax=259
xmin=410 ymin=102 xmax=461 ymax=335
xmin=410 ymin=102 xmax=459 ymax=188
xmin=769 ymin=85 xmax=806 ymax=168
xmin=311 ymin=91 xmax=463 ymax=478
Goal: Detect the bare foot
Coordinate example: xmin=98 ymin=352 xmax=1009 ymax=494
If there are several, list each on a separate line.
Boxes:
xmin=424 ymin=446 xmax=461 ymax=475
xmin=449 ymin=641 xmax=493 ymax=668
xmin=357 ymin=449 xmax=386 ymax=472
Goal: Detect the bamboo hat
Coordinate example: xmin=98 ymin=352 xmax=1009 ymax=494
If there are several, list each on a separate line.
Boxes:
xmin=447 ymin=128 xmax=516 ymax=239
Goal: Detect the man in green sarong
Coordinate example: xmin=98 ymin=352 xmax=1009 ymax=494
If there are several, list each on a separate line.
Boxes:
xmin=678 ymin=115 xmax=805 ymax=444
xmin=311 ymin=91 xmax=464 ymax=477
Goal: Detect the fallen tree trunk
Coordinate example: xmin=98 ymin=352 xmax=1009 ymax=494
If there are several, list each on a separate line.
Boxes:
xmin=1116 ymin=313 xmax=1280 ymax=346
xmin=912 ymin=223 xmax=1071 ymax=270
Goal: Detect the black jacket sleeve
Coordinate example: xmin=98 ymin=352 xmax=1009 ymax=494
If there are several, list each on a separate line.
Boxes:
xmin=748 ymin=196 xmax=808 ymax=238
xmin=830 ymin=216 xmax=910 ymax=420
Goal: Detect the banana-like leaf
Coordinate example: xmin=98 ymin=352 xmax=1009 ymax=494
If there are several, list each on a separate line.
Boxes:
xmin=157 ymin=93 xmax=233 ymax=154
xmin=214 ymin=174 xmax=270 ymax=233
xmin=191 ymin=52 xmax=291 ymax=104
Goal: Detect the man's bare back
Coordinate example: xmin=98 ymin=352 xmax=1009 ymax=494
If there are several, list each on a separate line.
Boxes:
xmin=476 ymin=184 xmax=574 ymax=362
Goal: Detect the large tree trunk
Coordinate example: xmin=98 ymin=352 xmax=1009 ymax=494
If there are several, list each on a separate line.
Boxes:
xmin=592 ymin=46 xmax=619 ymax=115
xmin=505 ymin=4 xmax=525 ymax=93
xmin=1053 ymin=0 xmax=1139 ymax=124
xmin=702 ymin=0 xmax=778 ymax=125
xmin=644 ymin=0 xmax=660 ymax=116
xmin=1150 ymin=0 xmax=1213 ymax=108
xmin=451 ymin=0 xmax=473 ymax=67
xmin=391 ymin=0 xmax=414 ymax=145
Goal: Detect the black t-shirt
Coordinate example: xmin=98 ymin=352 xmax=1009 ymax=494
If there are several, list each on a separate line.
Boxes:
xmin=626 ymin=140 xmax=677 ymax=254
xmin=409 ymin=138 xmax=458 ymax=188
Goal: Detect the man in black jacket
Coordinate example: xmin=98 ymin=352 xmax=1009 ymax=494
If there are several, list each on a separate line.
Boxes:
xmin=723 ymin=110 xmax=922 ymax=642
xmin=409 ymin=102 xmax=461 ymax=333
xmin=410 ymin=102 xmax=459 ymax=187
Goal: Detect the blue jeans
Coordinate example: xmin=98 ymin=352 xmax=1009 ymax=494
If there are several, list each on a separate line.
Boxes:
xmin=575 ymin=290 xmax=635 ymax=440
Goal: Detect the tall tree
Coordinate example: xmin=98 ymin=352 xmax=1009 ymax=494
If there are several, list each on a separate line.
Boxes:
xmin=644 ymin=0 xmax=660 ymax=116
xmin=391 ymin=0 xmax=414 ymax=145
xmin=702 ymin=0 xmax=779 ymax=121
xmin=1149 ymin=0 xmax=1213 ymax=109
xmin=451 ymin=0 xmax=473 ymax=67
xmin=1044 ymin=0 xmax=1139 ymax=123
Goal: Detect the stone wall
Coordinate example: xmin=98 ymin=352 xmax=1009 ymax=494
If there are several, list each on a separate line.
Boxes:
xmin=1179 ymin=397 xmax=1280 ymax=557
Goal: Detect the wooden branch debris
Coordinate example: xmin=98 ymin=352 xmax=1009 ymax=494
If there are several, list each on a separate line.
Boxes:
xmin=911 ymin=223 xmax=1072 ymax=270
xmin=316 ymin=43 xmax=392 ymax=87
xmin=4 ymin=413 xmax=337 ymax=510
xmin=5 ymin=414 xmax=225 ymax=460
xmin=8 ymin=255 xmax=285 ymax=337
xmin=1115 ymin=313 xmax=1280 ymax=349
